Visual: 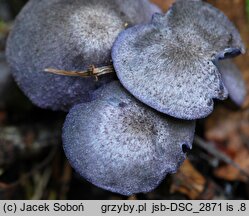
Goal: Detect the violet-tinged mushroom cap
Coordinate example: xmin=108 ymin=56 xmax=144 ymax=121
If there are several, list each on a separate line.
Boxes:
xmin=62 ymin=81 xmax=195 ymax=195
xmin=217 ymin=59 xmax=246 ymax=106
xmin=112 ymin=0 xmax=245 ymax=120
xmin=6 ymin=0 xmax=161 ymax=111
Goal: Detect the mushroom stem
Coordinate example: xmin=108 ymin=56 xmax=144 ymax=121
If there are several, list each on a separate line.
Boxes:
xmin=44 ymin=65 xmax=115 ymax=80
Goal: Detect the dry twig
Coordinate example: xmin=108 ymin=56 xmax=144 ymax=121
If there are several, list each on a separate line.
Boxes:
xmin=194 ymin=136 xmax=249 ymax=179
xmin=44 ymin=65 xmax=115 ymax=80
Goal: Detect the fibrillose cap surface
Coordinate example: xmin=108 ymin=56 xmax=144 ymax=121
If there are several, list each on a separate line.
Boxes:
xmin=62 ymin=81 xmax=195 ymax=195
xmin=6 ymin=0 xmax=161 ymax=111
xmin=112 ymin=0 xmax=245 ymax=120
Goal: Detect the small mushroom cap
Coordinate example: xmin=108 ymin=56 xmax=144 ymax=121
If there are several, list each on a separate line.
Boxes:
xmin=112 ymin=0 xmax=245 ymax=120
xmin=217 ymin=59 xmax=246 ymax=106
xmin=6 ymin=0 xmax=161 ymax=111
xmin=62 ymin=81 xmax=195 ymax=195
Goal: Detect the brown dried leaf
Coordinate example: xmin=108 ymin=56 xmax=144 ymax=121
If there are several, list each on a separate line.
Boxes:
xmin=215 ymin=150 xmax=249 ymax=182
xmin=205 ymin=107 xmax=249 ymax=181
xmin=170 ymin=160 xmax=206 ymax=199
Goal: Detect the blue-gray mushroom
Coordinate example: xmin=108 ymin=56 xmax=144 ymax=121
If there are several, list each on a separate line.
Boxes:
xmin=6 ymin=0 xmax=161 ymax=111
xmin=112 ymin=0 xmax=245 ymax=120
xmin=62 ymin=81 xmax=195 ymax=195
xmin=217 ymin=59 xmax=246 ymax=106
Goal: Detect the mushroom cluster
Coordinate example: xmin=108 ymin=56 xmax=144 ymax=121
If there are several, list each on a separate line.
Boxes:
xmin=6 ymin=0 xmax=246 ymax=195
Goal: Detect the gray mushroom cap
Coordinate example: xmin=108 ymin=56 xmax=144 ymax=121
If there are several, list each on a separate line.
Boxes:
xmin=6 ymin=0 xmax=161 ymax=111
xmin=112 ymin=0 xmax=245 ymax=120
xmin=217 ymin=59 xmax=246 ymax=106
xmin=62 ymin=81 xmax=196 ymax=195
